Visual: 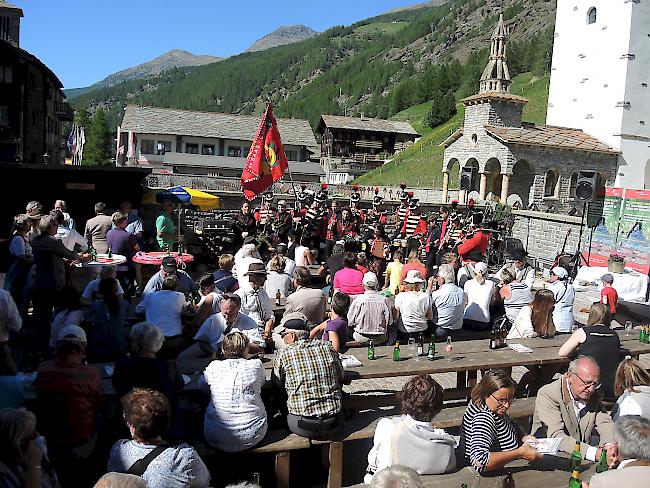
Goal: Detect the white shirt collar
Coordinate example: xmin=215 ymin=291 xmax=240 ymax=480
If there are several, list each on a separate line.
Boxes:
xmin=618 ymin=459 xmax=638 ymax=469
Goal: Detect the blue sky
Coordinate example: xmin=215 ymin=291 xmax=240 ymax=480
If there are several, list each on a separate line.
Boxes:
xmin=16 ymin=0 xmax=420 ymax=89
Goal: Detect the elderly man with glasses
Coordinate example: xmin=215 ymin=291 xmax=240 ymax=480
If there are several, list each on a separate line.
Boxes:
xmin=532 ymin=355 xmax=614 ymax=462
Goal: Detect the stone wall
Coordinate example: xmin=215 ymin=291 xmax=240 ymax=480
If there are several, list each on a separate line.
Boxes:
xmin=511 ymin=210 xmax=584 ymax=267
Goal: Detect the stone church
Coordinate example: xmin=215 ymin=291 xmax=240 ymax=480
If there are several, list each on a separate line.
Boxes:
xmin=440 ymin=14 xmax=619 ymax=211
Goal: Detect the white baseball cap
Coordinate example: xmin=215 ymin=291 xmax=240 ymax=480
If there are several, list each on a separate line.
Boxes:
xmin=551 ymin=266 xmax=568 ymax=279
xmin=57 ymin=325 xmax=87 ymax=344
xmin=403 ymin=270 xmax=425 ymax=284
xmin=474 ymin=262 xmax=488 ymax=275
xmin=363 ymin=272 xmax=378 ymax=287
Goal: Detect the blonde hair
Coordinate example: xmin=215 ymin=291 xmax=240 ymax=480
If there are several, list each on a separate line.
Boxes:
xmin=587 ymin=303 xmax=611 ymax=327
xmin=269 ymin=255 xmax=286 ymax=273
xmin=220 ymin=331 xmax=249 ymax=359
xmin=219 ymin=254 xmax=234 ymax=271
xmin=615 ymin=357 xmax=650 ymax=397
xmin=0 ymin=408 xmax=37 ymax=463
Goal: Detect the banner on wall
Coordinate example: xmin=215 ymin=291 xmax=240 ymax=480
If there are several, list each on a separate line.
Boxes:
xmin=583 ymin=188 xmax=650 ymax=275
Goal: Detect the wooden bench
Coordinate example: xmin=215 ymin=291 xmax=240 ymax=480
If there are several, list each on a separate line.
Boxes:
xmin=194 ymin=428 xmax=310 ymax=488
xmin=312 ymin=397 xmax=537 ymax=488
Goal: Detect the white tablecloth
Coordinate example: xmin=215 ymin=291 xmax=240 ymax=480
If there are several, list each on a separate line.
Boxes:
xmin=575 ymin=266 xmax=649 ymax=301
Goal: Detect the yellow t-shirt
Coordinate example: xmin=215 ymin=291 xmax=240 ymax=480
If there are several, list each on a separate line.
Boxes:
xmin=385 ymin=261 xmax=403 ymax=295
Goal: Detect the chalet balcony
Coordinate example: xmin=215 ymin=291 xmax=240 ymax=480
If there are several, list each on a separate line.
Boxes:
xmin=54 ymin=101 xmax=74 ymax=121
xmin=328 ymin=158 xmax=385 ymax=173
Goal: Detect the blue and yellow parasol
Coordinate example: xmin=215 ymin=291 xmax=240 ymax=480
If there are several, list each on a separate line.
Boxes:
xmin=155 ymin=186 xmax=221 ymax=211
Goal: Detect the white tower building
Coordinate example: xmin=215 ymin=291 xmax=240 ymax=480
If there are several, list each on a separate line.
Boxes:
xmin=546 ymin=0 xmax=650 ymax=189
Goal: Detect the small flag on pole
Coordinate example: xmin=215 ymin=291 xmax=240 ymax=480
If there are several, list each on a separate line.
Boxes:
xmin=241 ymin=103 xmax=289 ymax=201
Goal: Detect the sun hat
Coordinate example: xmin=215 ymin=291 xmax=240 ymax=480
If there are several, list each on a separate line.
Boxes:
xmin=244 ymin=261 xmax=267 ymax=276
xmin=474 ymin=262 xmax=488 ymax=275
xmin=551 ymin=266 xmax=568 ymax=279
xmin=57 ymin=325 xmax=87 ymax=344
xmin=509 ymin=248 xmax=528 ymax=260
xmin=362 ymin=272 xmax=378 ymax=288
xmin=403 ymin=269 xmax=425 ymax=284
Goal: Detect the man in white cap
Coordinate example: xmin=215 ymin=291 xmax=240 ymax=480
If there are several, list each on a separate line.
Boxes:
xmin=393 ymin=269 xmax=432 ymax=343
xmin=234 ymin=242 xmax=262 ymax=289
xmin=35 ymin=325 xmax=102 ymax=476
xmin=430 ymin=264 xmax=465 ymax=339
xmin=347 ymin=272 xmax=392 ymax=345
xmin=549 ymin=266 xmax=576 ymax=333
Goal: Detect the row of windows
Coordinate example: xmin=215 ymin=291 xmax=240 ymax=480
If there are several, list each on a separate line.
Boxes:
xmin=140 ymin=139 xmax=299 ymax=160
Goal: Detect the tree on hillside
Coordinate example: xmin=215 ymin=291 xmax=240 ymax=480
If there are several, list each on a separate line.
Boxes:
xmin=84 ymin=108 xmax=112 ymax=166
xmin=427 ymin=90 xmax=456 ymax=128
xmin=74 ymin=104 xmax=90 ymax=130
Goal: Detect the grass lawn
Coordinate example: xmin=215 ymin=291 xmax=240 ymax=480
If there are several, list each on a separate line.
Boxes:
xmin=355 ymin=72 xmax=550 ymax=188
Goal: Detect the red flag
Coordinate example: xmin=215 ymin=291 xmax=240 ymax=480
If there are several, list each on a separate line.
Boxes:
xmin=241 ymin=104 xmax=289 ymax=201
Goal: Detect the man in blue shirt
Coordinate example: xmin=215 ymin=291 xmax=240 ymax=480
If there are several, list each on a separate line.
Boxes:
xmin=143 ymin=256 xmax=197 ymax=300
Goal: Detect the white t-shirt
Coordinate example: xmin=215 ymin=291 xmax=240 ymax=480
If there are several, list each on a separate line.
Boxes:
xmin=50 ymin=309 xmax=86 ymax=349
xmin=463 ymin=279 xmax=494 ymax=323
xmin=294 ymin=246 xmax=310 ymax=267
xmin=507 ymin=305 xmax=537 ymax=339
xmin=81 ymin=278 xmax=124 ymax=301
xmin=394 ymin=291 xmax=430 ymax=333
xmin=201 ymin=358 xmax=268 ymax=452
xmin=135 ymin=290 xmax=186 ymax=337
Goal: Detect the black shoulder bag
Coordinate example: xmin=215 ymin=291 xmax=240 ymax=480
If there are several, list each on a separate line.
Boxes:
xmin=127 ymin=444 xmax=170 ymax=477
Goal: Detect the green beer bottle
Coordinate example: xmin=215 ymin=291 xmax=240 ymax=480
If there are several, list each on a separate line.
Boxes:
xmin=641 ymin=325 xmax=648 ymax=344
xmin=393 ymin=342 xmax=401 ymax=362
xmin=368 ymin=340 xmax=376 ymax=360
xmin=570 ymin=441 xmax=582 ymax=471
xmin=595 ymin=448 xmax=608 ymax=473
xmin=427 ymin=334 xmax=436 ymax=360
xmin=568 ymin=469 xmax=581 ymax=488
xmin=178 ymin=241 xmax=184 ymax=256
xmin=107 ymin=246 xmax=113 ymax=259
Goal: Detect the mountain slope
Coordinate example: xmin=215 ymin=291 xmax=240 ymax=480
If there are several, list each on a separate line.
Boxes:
xmin=245 ymin=25 xmax=318 ymax=52
xmin=67 ymin=49 xmax=223 ymax=98
xmin=354 ymin=72 xmax=551 ymax=187
xmin=71 ymin=0 xmax=555 ymax=132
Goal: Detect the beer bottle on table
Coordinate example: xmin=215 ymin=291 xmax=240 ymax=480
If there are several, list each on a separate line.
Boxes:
xmin=490 ymin=328 xmax=497 ymax=350
xmin=393 ymin=342 xmax=401 ymax=362
xmin=641 ymin=325 xmax=648 ymax=343
xmin=568 ymin=469 xmax=581 ymax=488
xmin=107 ymin=246 xmax=112 ymax=259
xmin=427 ymin=334 xmax=436 ymax=360
xmin=570 ymin=441 xmax=582 ymax=471
xmin=252 ymin=472 xmax=261 ymax=485
xmin=275 ymin=289 xmax=281 ymax=306
xmin=417 ymin=333 xmax=424 ymax=357
xmin=596 ymin=448 xmax=608 ymax=473
xmin=368 ymin=340 xmax=375 ymax=360
xmin=178 ymin=241 xmax=184 ymax=256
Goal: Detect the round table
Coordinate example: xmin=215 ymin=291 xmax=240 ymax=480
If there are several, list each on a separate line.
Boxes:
xmin=75 ymin=253 xmax=126 ymax=267
xmin=132 ymin=251 xmax=194 ymax=268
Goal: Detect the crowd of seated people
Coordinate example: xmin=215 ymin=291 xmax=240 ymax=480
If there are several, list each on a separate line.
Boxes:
xmin=0 ymin=196 xmax=645 ymax=488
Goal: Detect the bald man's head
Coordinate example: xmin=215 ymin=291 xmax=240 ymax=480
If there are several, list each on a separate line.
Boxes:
xmin=567 ymin=356 xmax=601 ymax=402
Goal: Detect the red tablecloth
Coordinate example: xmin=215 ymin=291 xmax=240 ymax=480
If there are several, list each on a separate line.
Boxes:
xmin=132 ymin=252 xmax=194 ymax=267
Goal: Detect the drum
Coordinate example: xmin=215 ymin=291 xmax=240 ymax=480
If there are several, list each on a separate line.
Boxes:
xmin=392 ymin=239 xmax=407 ymax=248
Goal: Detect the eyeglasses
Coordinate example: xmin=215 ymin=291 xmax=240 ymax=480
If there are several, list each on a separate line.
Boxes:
xmin=574 ymin=374 xmax=601 ymax=390
xmin=490 ymin=394 xmax=515 ymax=406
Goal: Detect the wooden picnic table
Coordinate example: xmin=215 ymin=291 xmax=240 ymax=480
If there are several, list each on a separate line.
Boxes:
xmin=347 ymin=455 xmax=598 ymax=488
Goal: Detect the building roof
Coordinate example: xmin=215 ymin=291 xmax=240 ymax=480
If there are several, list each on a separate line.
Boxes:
xmin=0 ymin=1 xmax=23 ymax=14
xmin=0 ymin=40 xmax=63 ymax=89
xmin=461 ymin=92 xmax=528 ymax=105
xmin=484 ymin=123 xmax=619 ymax=154
xmin=439 ymin=128 xmax=464 ymax=148
xmin=160 ymin=152 xmax=324 ymax=176
xmin=121 ymin=105 xmax=318 ymax=149
xmin=317 ymin=115 xmax=420 ymax=137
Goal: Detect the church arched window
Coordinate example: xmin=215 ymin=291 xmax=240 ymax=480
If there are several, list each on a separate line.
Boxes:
xmin=587 ymin=7 xmax=597 ymax=25
xmin=569 ymin=172 xmax=579 ymax=199
xmin=544 ymin=168 xmax=560 ymax=198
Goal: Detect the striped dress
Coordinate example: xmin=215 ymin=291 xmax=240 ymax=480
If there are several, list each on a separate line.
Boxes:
xmin=456 ymin=401 xmax=520 ymax=472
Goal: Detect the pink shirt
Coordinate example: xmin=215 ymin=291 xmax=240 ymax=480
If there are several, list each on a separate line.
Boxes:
xmin=333 ymin=267 xmax=364 ymax=295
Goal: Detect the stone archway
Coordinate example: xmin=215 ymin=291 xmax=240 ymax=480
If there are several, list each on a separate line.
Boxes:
xmin=485 ymin=158 xmax=502 ymax=199
xmin=442 ymin=158 xmax=460 ymax=203
xmin=510 ymin=159 xmax=536 ymax=207
xmin=464 ymin=158 xmax=479 ymax=192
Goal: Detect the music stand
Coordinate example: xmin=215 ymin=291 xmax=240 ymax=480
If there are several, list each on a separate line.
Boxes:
xmin=568 ymin=202 xmax=591 ymax=279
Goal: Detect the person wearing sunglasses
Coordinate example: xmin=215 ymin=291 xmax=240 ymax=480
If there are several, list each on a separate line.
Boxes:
xmin=532 ymin=355 xmax=615 ymax=464
xmin=456 ymin=369 xmax=542 ymax=472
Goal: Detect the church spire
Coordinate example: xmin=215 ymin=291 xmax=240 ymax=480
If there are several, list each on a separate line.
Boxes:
xmin=479 ymin=14 xmax=511 ymax=93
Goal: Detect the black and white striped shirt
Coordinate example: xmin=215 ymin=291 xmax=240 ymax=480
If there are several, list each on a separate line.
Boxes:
xmin=456 ymin=401 xmax=520 ymax=472
xmin=504 ymin=282 xmax=533 ymax=324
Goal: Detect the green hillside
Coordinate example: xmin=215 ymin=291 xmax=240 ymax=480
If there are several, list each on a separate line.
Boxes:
xmin=71 ymin=0 xmax=555 ymax=132
xmin=354 ymin=72 xmax=550 ymax=188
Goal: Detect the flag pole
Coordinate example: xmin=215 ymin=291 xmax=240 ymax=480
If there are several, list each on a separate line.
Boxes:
xmin=265 ymin=101 xmax=299 ymax=205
